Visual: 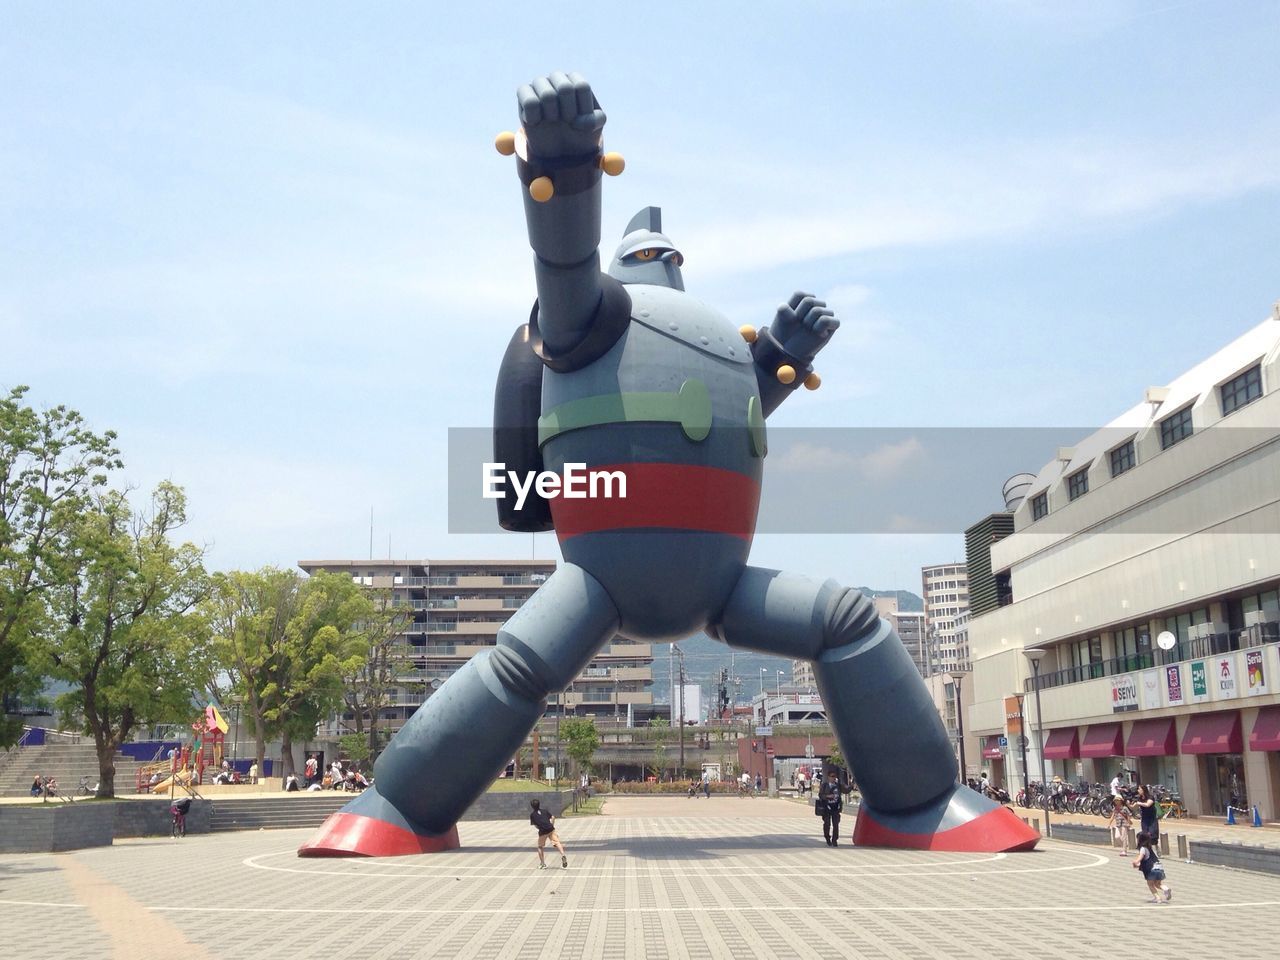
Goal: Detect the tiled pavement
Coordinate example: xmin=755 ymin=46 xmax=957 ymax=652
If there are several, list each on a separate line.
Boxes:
xmin=2 ymin=797 xmax=1279 ymax=960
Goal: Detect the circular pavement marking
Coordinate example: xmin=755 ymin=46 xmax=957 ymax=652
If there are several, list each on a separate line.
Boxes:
xmin=240 ymin=846 xmax=1111 ymax=880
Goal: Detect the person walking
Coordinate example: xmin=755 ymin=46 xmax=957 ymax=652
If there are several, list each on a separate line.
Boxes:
xmin=1108 ymin=795 xmax=1133 ymax=856
xmin=529 ymin=799 xmax=568 ymax=870
xmin=1131 ymin=784 xmax=1159 ymax=842
xmin=815 ymin=769 xmax=844 ymax=846
xmin=754 ymin=772 xmax=763 ymax=796
xmin=1132 ymin=831 xmax=1172 ymax=902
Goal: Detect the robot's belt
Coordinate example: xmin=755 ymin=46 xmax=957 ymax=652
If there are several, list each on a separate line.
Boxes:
xmin=537 ymin=379 xmax=712 ymax=447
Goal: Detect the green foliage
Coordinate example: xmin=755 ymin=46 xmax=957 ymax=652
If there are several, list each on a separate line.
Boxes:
xmin=560 ymin=716 xmax=599 ymax=775
xmin=205 ymin=568 xmax=370 ymax=777
xmin=338 ymin=588 xmax=409 ymax=758
xmin=339 ymin=732 xmax=371 ymax=764
xmin=41 ymin=482 xmax=210 ymax=795
xmin=649 ymin=717 xmax=670 ymax=779
xmin=827 ymin=740 xmax=845 ymax=772
xmin=0 ymin=386 xmax=120 ymax=746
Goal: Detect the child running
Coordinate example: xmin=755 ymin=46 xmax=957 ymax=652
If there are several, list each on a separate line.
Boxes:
xmin=1131 ymin=831 xmax=1172 ymax=902
xmin=529 ymin=798 xmax=568 ymax=870
xmin=1107 ymin=795 xmax=1133 ymax=855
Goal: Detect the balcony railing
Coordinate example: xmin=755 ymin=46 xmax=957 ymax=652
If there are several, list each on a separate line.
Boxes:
xmin=1024 ymin=624 xmax=1280 ymax=692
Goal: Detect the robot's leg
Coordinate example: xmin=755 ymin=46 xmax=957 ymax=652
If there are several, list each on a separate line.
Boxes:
xmin=299 ymin=563 xmax=618 ymax=857
xmin=711 ymin=566 xmax=1038 ymax=852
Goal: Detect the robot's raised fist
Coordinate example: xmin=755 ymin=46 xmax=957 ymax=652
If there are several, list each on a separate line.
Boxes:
xmin=517 ymin=71 xmax=607 ymax=159
xmin=771 ymin=291 xmax=840 ymax=362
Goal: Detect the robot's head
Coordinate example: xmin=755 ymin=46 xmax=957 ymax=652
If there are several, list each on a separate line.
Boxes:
xmin=607 ymin=206 xmax=685 ymax=291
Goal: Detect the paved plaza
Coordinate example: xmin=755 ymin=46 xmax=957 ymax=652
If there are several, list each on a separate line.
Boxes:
xmin=2 ymin=797 xmax=1279 ymax=960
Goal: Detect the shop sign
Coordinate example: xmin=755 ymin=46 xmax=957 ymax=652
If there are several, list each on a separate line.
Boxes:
xmin=1245 ymin=648 xmax=1268 ymax=696
xmin=1165 ymin=664 xmax=1185 ymax=706
xmin=1189 ymin=660 xmax=1210 ymax=703
xmin=1140 ymin=669 xmax=1162 ymax=709
xmin=1213 ymin=655 xmax=1237 ymax=700
xmin=1004 ymin=696 xmax=1023 ymax=735
xmin=1111 ymin=674 xmax=1139 ymax=713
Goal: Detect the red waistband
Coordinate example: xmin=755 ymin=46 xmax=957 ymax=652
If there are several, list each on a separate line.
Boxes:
xmin=548 ymin=462 xmax=760 ymax=541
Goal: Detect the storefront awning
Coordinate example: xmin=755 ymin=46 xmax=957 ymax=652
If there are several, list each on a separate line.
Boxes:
xmin=1080 ymin=723 xmax=1124 ymax=758
xmin=1127 ymin=717 xmax=1178 ymax=757
xmin=1042 ymin=727 xmax=1079 ymax=759
xmin=982 ymin=744 xmax=1003 ymax=759
xmin=1181 ymin=711 xmax=1243 ymax=755
xmin=1249 ymin=705 xmax=1280 ymax=752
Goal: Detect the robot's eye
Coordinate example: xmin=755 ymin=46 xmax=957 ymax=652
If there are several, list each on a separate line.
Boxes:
xmin=633 ymin=248 xmax=657 ymax=261
xmin=673 ymin=253 xmax=685 ymax=267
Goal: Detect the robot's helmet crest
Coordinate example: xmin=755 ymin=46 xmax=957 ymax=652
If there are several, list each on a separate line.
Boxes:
xmin=608 ymin=206 xmax=685 ymax=291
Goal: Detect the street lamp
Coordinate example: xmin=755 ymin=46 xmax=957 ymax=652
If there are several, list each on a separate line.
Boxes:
xmin=759 ymin=668 xmax=766 ymax=695
xmin=943 ymin=671 xmax=966 ymax=783
xmin=1023 ymin=647 xmax=1050 ymax=837
xmin=1014 ymin=692 xmax=1029 ymax=798
xmin=775 ymin=670 xmax=783 ymax=696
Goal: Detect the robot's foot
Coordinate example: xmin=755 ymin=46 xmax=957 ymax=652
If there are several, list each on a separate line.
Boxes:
xmin=852 ymin=784 xmax=1040 ymax=852
xmin=297 ymin=786 xmax=460 ymax=858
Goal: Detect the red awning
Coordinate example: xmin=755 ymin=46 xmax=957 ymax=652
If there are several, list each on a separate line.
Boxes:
xmin=1181 ymin=711 xmax=1243 ymax=755
xmin=1250 ymin=706 xmax=1280 ymax=752
xmin=982 ymin=744 xmax=1003 ymax=759
xmin=1079 ymin=723 xmax=1124 ymax=758
xmin=1042 ymin=728 xmax=1079 ymax=759
xmin=1127 ymin=718 xmax=1178 ymax=757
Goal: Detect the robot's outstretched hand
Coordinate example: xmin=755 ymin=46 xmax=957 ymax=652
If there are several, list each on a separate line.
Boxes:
xmin=517 ymin=71 xmax=606 ymax=160
xmin=770 ymin=292 xmax=840 ymax=362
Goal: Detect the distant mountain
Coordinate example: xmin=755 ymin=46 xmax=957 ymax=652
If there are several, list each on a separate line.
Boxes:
xmin=650 ymin=587 xmax=922 ymax=704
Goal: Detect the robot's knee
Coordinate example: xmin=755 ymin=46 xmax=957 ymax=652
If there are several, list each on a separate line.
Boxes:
xmin=488 ymin=644 xmax=551 ymax=702
xmin=821 ymin=587 xmax=881 ymax=652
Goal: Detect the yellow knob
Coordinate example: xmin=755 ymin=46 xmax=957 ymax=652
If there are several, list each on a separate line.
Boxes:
xmin=600 ymin=152 xmax=625 ymax=176
xmin=495 ymin=131 xmax=516 ymax=156
xmin=804 ymin=372 xmax=821 ymax=391
xmin=776 ymin=364 xmax=796 ymax=385
xmin=529 ymin=176 xmax=555 ymax=203
xmin=738 ymin=325 xmax=758 ymax=344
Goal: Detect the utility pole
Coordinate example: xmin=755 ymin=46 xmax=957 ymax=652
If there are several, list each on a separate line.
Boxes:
xmin=676 ymin=645 xmax=686 ymax=772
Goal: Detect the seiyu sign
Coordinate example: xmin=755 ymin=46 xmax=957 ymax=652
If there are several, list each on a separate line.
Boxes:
xmin=1111 ymin=674 xmax=1139 ymax=713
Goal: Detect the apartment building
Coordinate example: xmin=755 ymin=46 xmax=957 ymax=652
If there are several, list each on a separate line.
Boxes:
xmin=922 ymin=563 xmax=971 ymax=674
xmin=298 ymin=559 xmax=655 ymax=736
xmin=965 ymin=309 xmax=1280 ymax=817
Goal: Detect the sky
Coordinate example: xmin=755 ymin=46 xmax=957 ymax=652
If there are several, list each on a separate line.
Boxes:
xmin=3 ymin=1 xmax=1279 ymax=593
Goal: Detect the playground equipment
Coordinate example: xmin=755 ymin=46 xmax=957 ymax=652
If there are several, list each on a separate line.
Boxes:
xmin=136 ymin=705 xmax=228 ymax=794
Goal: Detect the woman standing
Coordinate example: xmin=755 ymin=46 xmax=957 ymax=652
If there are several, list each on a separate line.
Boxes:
xmin=1131 ymin=784 xmax=1159 ymax=842
xmin=1107 ymin=795 xmax=1133 ymax=856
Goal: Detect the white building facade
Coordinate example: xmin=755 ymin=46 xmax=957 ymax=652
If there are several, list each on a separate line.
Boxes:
xmin=967 ymin=310 xmax=1280 ymax=819
xmin=922 ymin=563 xmax=971 ymax=674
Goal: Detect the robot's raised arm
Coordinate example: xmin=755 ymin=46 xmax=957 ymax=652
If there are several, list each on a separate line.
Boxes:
xmin=495 ymin=72 xmax=626 ymax=359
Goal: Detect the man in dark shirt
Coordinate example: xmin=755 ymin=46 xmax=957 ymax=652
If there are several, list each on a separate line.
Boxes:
xmin=530 ymin=798 xmax=568 ymax=869
xmin=815 ymin=769 xmax=844 ymax=846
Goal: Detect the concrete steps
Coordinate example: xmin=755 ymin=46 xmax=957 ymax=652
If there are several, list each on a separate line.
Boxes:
xmin=208 ymin=794 xmax=352 ymax=832
xmin=1 ymin=743 xmax=151 ymax=798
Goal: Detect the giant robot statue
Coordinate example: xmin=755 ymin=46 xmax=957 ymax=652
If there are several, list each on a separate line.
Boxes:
xmin=300 ymin=72 xmax=1039 ymax=857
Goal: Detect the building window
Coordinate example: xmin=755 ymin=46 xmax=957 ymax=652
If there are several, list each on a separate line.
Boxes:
xmin=1220 ymin=364 xmax=1262 ymax=416
xmin=1109 ymin=439 xmax=1135 ymax=477
xmin=1030 ymin=492 xmax=1048 ymax=521
xmin=1159 ymin=406 xmax=1194 ymax=450
xmin=1067 ymin=467 xmax=1089 ymax=501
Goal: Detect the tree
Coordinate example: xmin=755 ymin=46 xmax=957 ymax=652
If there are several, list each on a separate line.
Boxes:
xmin=649 ymin=718 xmax=671 ymax=780
xmin=42 ymin=482 xmax=210 ymax=796
xmin=204 ymin=567 xmax=301 ymax=778
xmin=338 ymin=588 xmax=409 ymax=758
xmin=561 ymin=716 xmax=599 ymax=779
xmin=0 ymin=386 xmax=120 ymax=745
xmin=263 ymin=571 xmax=368 ymax=778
